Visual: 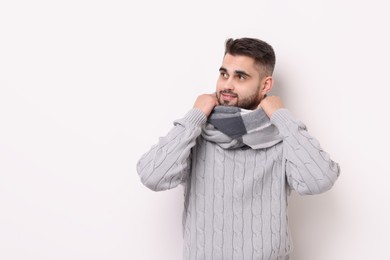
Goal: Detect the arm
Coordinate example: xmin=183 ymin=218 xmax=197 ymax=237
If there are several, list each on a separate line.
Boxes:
xmin=260 ymin=96 xmax=340 ymax=195
xmin=136 ymin=108 xmax=206 ymax=191
xmin=271 ymin=109 xmax=340 ymax=195
xmin=137 ymin=94 xmax=217 ymax=191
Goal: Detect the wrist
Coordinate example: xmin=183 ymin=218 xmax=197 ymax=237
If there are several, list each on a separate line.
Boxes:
xmin=185 ymin=108 xmax=208 ymax=127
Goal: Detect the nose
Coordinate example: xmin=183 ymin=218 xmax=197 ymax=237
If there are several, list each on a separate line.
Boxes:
xmin=222 ymin=78 xmax=234 ymax=91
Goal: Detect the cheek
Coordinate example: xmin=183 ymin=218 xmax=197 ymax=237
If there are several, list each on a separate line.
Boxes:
xmin=215 ymin=79 xmax=223 ymax=91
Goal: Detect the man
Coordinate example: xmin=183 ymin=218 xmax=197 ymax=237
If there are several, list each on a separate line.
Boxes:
xmin=137 ymin=38 xmax=340 ymax=260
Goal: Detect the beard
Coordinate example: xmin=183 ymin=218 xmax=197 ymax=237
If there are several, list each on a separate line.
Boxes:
xmin=217 ymin=89 xmax=261 ymax=110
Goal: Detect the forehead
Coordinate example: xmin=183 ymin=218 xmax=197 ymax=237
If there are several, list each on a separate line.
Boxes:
xmin=222 ymin=53 xmax=258 ymax=72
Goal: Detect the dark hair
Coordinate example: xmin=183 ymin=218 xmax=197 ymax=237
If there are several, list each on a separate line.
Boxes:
xmin=224 ymin=38 xmax=276 ymax=76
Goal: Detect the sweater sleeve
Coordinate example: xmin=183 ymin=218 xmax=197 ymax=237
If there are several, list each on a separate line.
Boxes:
xmin=270 ymin=109 xmax=340 ymax=195
xmin=136 ymin=108 xmax=207 ymax=191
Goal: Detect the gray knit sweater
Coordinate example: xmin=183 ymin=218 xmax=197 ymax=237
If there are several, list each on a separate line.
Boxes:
xmin=137 ymin=108 xmax=340 ymax=260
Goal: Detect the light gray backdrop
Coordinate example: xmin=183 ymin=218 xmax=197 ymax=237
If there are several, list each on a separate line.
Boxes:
xmin=1 ymin=0 xmax=389 ymax=259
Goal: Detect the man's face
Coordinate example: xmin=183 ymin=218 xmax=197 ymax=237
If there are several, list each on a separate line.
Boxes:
xmin=216 ymin=53 xmax=266 ymax=110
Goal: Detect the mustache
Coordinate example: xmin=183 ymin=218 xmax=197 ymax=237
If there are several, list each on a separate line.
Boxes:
xmin=219 ymin=90 xmax=238 ymax=97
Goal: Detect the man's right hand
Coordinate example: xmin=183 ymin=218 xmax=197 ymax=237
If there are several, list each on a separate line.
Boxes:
xmin=193 ymin=93 xmax=218 ymax=117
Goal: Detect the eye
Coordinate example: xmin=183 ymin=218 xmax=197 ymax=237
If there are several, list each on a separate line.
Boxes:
xmin=220 ymin=72 xmax=229 ymax=79
xmin=238 ymin=74 xmax=246 ymax=80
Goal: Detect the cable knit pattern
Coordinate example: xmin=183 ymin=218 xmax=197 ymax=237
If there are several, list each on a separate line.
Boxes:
xmin=137 ymin=108 xmax=340 ymax=260
xmin=194 ymin=141 xmax=206 ymax=259
xmin=252 ymin=151 xmax=264 ymax=259
xmin=270 ymin=145 xmax=282 ymax=258
xmin=233 ymin=151 xmax=244 ymax=259
xmin=213 ymin=146 xmax=225 ymax=259
xmin=270 ymin=109 xmax=340 ymax=195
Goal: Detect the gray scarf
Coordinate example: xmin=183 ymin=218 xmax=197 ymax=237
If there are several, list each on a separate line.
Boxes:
xmin=201 ymin=106 xmax=283 ymax=150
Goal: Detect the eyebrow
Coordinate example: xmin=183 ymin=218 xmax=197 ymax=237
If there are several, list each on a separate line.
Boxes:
xmin=219 ymin=67 xmax=251 ymax=78
xmin=219 ymin=67 xmax=227 ymax=73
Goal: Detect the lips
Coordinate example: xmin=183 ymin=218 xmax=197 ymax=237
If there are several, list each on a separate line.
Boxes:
xmin=221 ymin=92 xmax=237 ymax=101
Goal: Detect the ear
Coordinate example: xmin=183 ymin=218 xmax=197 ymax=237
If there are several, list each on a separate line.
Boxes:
xmin=260 ymin=76 xmax=274 ymax=95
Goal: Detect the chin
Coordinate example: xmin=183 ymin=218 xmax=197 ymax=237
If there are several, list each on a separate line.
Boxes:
xmin=218 ymin=99 xmax=237 ymax=107
xmin=220 ymin=99 xmax=244 ymax=108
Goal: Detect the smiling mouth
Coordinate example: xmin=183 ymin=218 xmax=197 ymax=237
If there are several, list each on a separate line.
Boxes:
xmin=221 ymin=92 xmax=237 ymax=101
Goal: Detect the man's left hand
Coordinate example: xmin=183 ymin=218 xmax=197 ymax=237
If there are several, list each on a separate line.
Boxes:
xmin=258 ymin=95 xmax=284 ymax=118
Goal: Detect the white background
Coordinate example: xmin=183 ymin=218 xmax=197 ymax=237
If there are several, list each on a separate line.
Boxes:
xmin=1 ymin=0 xmax=389 ymax=259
